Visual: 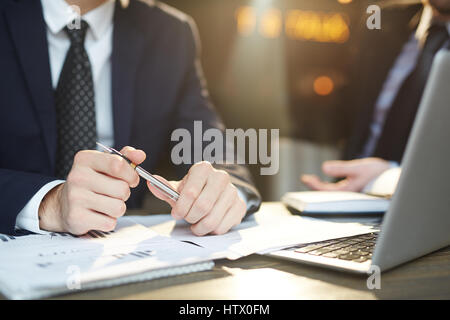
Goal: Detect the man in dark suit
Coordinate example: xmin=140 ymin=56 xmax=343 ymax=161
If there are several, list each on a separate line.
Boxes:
xmin=0 ymin=0 xmax=261 ymax=236
xmin=302 ymin=0 xmax=450 ymax=192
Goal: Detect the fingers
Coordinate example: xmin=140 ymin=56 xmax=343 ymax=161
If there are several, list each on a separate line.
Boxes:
xmin=152 ymin=161 xmax=247 ymax=236
xmin=120 ymin=146 xmax=146 ymax=188
xmin=322 ymin=160 xmax=360 ymax=178
xmin=190 ymin=184 xmax=240 ymax=236
xmin=73 ymin=151 xmax=134 ymax=186
xmin=301 ymin=159 xmax=368 ymax=191
xmin=50 ymin=146 xmax=146 ymax=235
xmin=67 ymin=166 xmax=131 ymax=201
xmin=61 ymin=208 xmax=118 ymax=235
xmin=86 ymin=211 xmax=118 ymax=233
xmin=300 ymin=160 xmax=358 ymax=191
xmin=301 ymin=163 xmax=373 ymax=192
xmin=170 ymin=162 xmax=211 ymax=220
xmin=300 ymin=174 xmax=321 ymax=190
xmin=301 ymin=174 xmax=352 ymax=191
xmin=120 ymin=146 xmax=146 ymax=166
xmin=146 ymin=161 xmax=247 ymax=236
xmin=210 ymin=196 xmax=246 ymax=236
xmin=302 ymin=158 xmax=392 ymax=192
xmin=146 ymin=175 xmax=180 ymax=208
xmin=184 ymin=170 xmax=230 ymax=224
xmin=322 ymin=158 xmax=389 ymax=178
xmin=85 ymin=192 xmax=127 ymax=218
xmin=61 ymin=177 xmax=128 ymax=234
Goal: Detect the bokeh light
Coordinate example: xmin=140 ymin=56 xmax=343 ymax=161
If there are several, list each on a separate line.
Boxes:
xmin=313 ymin=76 xmax=334 ymax=96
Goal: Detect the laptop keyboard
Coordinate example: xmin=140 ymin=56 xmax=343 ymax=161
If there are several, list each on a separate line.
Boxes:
xmin=287 ymin=232 xmax=379 ymax=263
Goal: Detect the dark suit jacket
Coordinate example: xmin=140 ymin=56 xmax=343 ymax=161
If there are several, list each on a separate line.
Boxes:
xmin=344 ymin=3 xmax=422 ymax=160
xmin=0 ymin=0 xmax=261 ymax=235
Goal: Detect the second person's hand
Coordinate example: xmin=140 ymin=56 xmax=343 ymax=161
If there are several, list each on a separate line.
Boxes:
xmin=301 ymin=157 xmax=391 ymax=192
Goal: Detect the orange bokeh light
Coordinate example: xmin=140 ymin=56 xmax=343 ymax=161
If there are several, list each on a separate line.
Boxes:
xmin=285 ymin=10 xmax=349 ymax=43
xmin=236 ymin=6 xmax=257 ymax=36
xmin=259 ymin=8 xmax=283 ymax=38
xmin=313 ymin=76 xmax=334 ymax=96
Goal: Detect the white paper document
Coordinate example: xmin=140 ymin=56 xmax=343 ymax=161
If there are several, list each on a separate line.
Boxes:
xmin=129 ymin=207 xmax=379 ymax=259
xmin=0 ymin=218 xmax=214 ymax=300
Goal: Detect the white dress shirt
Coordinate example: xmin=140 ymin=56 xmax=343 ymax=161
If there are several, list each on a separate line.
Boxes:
xmin=15 ymin=0 xmax=116 ymax=234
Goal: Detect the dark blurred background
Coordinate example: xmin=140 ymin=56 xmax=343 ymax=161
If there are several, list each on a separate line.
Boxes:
xmin=145 ymin=0 xmax=419 ymax=209
xmin=164 ymin=0 xmax=365 ymax=142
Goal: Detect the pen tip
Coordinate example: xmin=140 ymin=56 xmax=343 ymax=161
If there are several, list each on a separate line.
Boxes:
xmin=96 ymin=141 xmax=110 ymax=152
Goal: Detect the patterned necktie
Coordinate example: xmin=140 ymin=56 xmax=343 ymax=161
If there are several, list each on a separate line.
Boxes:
xmin=54 ymin=20 xmax=97 ymax=179
xmin=373 ymin=24 xmax=449 ymax=162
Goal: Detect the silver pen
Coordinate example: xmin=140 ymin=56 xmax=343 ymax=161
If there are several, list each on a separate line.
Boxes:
xmin=96 ymin=142 xmax=180 ymax=201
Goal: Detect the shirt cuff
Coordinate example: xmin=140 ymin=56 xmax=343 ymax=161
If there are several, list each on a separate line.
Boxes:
xmin=363 ymin=161 xmax=400 ymax=192
xmin=15 ymin=180 xmax=65 ymax=234
xmin=236 ymin=187 xmax=247 ymax=206
xmin=235 ymin=185 xmax=260 ymax=213
xmin=388 ymin=161 xmax=400 ymax=169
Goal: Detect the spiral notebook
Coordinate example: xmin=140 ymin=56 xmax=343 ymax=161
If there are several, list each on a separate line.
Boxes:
xmin=0 ymin=218 xmax=214 ymax=300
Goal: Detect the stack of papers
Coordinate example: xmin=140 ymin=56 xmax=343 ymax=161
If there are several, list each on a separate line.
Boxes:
xmin=0 ymin=218 xmax=214 ymax=300
xmin=0 ymin=205 xmax=378 ymax=299
xmin=128 ymin=205 xmax=379 ymax=258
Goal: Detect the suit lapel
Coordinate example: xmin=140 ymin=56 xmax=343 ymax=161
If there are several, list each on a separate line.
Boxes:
xmin=4 ymin=0 xmax=56 ymax=168
xmin=111 ymin=1 xmax=146 ymax=149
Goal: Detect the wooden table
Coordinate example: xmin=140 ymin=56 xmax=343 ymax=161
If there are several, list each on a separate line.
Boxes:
xmin=53 ymin=202 xmax=450 ymax=300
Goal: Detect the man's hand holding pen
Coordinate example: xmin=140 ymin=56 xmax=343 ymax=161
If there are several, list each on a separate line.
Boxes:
xmin=38 ymin=146 xmax=146 ymax=235
xmin=38 ymin=147 xmax=246 ymax=236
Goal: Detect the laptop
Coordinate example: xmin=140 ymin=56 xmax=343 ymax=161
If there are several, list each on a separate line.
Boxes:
xmin=268 ymin=50 xmax=450 ymax=273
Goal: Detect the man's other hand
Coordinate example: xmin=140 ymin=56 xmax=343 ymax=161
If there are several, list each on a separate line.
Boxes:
xmin=147 ymin=161 xmax=246 ymax=236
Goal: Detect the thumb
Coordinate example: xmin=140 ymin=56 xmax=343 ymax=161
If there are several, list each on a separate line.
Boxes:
xmin=322 ymin=160 xmax=359 ymax=178
xmin=120 ymin=146 xmax=146 ymax=166
xmin=146 ymin=175 xmax=180 ymax=208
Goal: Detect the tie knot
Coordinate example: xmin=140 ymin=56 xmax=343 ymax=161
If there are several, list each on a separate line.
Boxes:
xmin=64 ymin=20 xmax=89 ymax=46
